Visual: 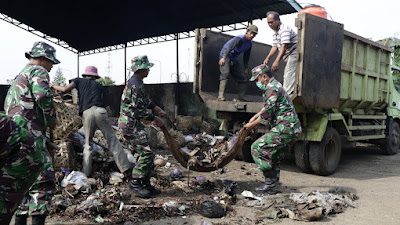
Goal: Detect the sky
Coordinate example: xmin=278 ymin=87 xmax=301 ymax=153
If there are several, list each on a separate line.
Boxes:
xmin=1 ymin=0 xmax=400 ymax=85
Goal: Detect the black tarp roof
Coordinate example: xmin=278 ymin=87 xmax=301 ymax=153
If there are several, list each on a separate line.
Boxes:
xmin=0 ymin=0 xmax=301 ymax=53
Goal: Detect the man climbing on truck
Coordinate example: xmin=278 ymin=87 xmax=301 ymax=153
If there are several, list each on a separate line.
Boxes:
xmin=244 ymin=64 xmax=301 ymax=194
xmin=218 ymin=24 xmax=258 ymax=101
xmin=264 ymin=11 xmax=297 ymax=96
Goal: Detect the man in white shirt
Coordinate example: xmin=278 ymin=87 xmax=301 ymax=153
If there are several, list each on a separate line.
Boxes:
xmin=264 ymin=11 xmax=297 ymax=96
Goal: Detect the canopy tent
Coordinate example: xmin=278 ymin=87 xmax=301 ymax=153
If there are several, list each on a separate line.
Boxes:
xmin=0 ymin=0 xmax=301 ymax=53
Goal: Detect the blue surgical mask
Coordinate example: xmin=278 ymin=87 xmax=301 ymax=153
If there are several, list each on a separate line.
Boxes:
xmin=256 ymin=81 xmax=268 ymax=91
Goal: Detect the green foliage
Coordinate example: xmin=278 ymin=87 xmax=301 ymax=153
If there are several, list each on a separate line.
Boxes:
xmin=54 ymin=67 xmax=66 ymax=86
xmin=97 ymin=76 xmax=115 ymax=86
xmin=392 ymin=42 xmax=400 ymax=91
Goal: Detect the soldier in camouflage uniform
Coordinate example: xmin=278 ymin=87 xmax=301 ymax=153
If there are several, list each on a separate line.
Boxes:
xmin=4 ymin=41 xmax=59 ymax=225
xmin=244 ymin=64 xmax=301 ymax=194
xmin=118 ymin=55 xmax=166 ymax=198
xmin=0 ymin=114 xmax=42 ymax=224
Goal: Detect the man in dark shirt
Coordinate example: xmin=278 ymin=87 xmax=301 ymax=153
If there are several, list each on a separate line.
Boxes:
xmin=51 ymin=66 xmax=131 ymax=177
xmin=218 ymin=24 xmax=258 ymax=101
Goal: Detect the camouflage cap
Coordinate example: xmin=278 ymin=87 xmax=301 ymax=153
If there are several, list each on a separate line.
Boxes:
xmin=250 ymin=64 xmax=271 ymax=81
xmin=25 ymin=41 xmax=60 ymax=64
xmin=127 ymin=55 xmax=154 ymax=72
xmin=247 ymin=24 xmax=258 ymax=34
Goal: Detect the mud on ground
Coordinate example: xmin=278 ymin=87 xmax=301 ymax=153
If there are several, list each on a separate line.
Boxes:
xmin=10 ymin=143 xmax=400 ymax=225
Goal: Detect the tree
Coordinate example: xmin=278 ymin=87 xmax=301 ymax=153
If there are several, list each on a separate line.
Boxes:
xmin=97 ymin=76 xmax=115 ymax=86
xmin=54 ymin=67 xmax=66 ymax=86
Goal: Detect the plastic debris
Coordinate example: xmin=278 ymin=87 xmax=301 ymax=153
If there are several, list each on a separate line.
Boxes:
xmin=109 ymin=172 xmax=124 ymax=184
xmin=61 ymin=171 xmax=91 ymax=191
xmin=169 ymin=168 xmax=183 ymax=180
xmin=241 ymin=190 xmax=262 ymax=200
xmin=95 ymin=215 xmax=104 ymax=223
xmin=199 ymin=199 xmax=226 ymax=218
xmin=78 ymin=195 xmax=103 ymax=209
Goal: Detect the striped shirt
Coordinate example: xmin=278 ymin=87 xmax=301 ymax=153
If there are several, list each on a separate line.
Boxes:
xmin=272 ymin=23 xmax=297 ymax=60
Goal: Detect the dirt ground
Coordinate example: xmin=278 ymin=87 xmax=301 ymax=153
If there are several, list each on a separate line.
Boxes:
xmin=10 ymin=143 xmax=400 ymax=225
xmin=139 ymin=144 xmax=400 ymax=225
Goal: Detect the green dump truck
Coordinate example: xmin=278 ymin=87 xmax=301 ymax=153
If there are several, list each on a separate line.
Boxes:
xmin=193 ymin=13 xmax=400 ymax=175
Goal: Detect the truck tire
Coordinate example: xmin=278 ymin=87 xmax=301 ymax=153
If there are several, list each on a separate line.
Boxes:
xmin=237 ymin=139 xmax=254 ymax=163
xmin=309 ymin=127 xmax=341 ymax=176
xmin=381 ymin=121 xmax=400 ymax=155
xmin=294 ymin=141 xmax=312 ymax=173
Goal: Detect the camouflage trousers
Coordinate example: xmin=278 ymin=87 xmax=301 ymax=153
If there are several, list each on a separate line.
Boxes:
xmin=16 ymin=138 xmax=55 ymax=217
xmin=120 ymin=121 xmax=154 ymax=179
xmin=251 ymin=131 xmax=297 ymax=178
xmin=0 ymin=119 xmax=43 ymax=223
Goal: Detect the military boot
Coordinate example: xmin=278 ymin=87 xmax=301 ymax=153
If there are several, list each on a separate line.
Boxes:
xmin=143 ymin=176 xmax=161 ymax=196
xmin=129 ymin=178 xmax=151 ymax=198
xmin=255 ymin=171 xmax=280 ymax=195
xmin=218 ymin=80 xmax=228 ymax=101
xmin=14 ymin=215 xmax=28 ymax=225
xmin=237 ymin=82 xmax=248 ymax=102
xmin=32 ymin=215 xmax=46 ymax=225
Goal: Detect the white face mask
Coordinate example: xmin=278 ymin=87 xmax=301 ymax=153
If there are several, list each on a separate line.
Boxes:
xmin=256 ymin=81 xmax=268 ymax=91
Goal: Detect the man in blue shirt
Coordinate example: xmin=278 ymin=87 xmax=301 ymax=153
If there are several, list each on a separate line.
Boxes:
xmin=218 ymin=25 xmax=258 ymax=101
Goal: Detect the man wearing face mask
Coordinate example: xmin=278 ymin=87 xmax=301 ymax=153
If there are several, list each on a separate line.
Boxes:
xmin=244 ymin=64 xmax=301 ymax=195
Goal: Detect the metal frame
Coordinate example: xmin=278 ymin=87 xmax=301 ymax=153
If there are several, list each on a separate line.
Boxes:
xmin=79 ymin=22 xmax=250 ymax=56
xmin=0 ymin=13 xmax=78 ymax=53
xmin=1 ymin=12 xmax=250 ymax=56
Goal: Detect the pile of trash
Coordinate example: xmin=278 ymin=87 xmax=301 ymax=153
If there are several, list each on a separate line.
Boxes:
xmin=52 ymin=96 xmax=82 ymax=140
xmin=238 ymin=187 xmax=358 ymax=222
xmin=180 ymin=133 xmax=238 ymax=166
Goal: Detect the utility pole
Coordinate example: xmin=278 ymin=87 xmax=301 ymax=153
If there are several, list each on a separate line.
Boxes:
xmin=106 ymin=52 xmax=112 ymax=77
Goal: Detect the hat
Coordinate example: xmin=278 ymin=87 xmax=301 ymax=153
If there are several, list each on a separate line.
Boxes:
xmin=127 ymin=55 xmax=154 ymax=72
xmin=247 ymin=24 xmax=258 ymax=34
xmin=82 ymin=66 xmax=101 ymax=79
xmin=250 ymin=64 xmax=271 ymax=81
xmin=25 ymin=41 xmax=60 ymax=64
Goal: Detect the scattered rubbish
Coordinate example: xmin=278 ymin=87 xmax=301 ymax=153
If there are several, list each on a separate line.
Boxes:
xmin=109 ymin=172 xmax=124 ymax=184
xmin=224 ymin=180 xmax=237 ymax=203
xmin=164 ymin=162 xmax=171 ymax=168
xmin=162 ymin=201 xmax=181 ymax=215
xmin=241 ymin=190 xmax=262 ymax=200
xmin=199 ymin=199 xmax=226 ymax=218
xmin=290 ymin=190 xmax=356 ymax=215
xmin=238 ymin=190 xmax=358 ymax=222
xmin=61 ymin=171 xmax=91 ymax=191
xmin=95 ymin=215 xmax=104 ymax=223
xmin=60 ymin=167 xmax=70 ymax=176
xmin=154 ymin=158 xmax=166 ymax=167
xmin=169 ymin=168 xmax=183 ymax=180
xmin=171 ymin=181 xmax=194 ymax=193
xmin=88 ymin=178 xmax=97 ymax=186
xmin=78 ymin=194 xmax=103 ymax=209
xmin=200 ymin=221 xmax=213 ymax=225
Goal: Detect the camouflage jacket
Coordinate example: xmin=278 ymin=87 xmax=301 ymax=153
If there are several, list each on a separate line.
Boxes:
xmin=4 ymin=64 xmax=56 ymax=137
xmin=0 ymin=113 xmax=35 ymax=159
xmin=119 ymin=75 xmax=156 ymax=129
xmin=258 ymin=77 xmax=301 ymax=135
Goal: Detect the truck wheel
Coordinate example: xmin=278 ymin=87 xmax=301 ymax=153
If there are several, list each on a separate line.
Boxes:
xmin=237 ymin=139 xmax=254 ymax=163
xmin=294 ymin=141 xmax=312 ymax=173
xmin=309 ymin=127 xmax=341 ymax=176
xmin=381 ymin=121 xmax=400 ymax=155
